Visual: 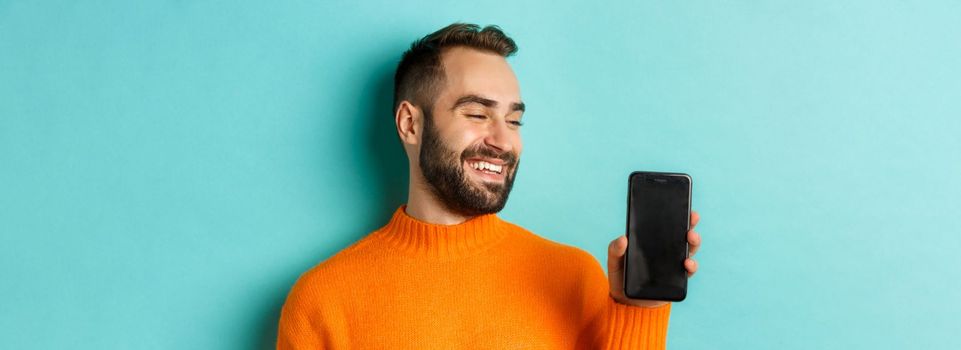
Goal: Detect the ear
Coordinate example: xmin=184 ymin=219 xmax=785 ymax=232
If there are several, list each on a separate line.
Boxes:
xmin=395 ymin=100 xmax=421 ymax=146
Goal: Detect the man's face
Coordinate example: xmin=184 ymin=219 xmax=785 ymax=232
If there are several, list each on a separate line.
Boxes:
xmin=418 ymin=47 xmax=525 ymax=216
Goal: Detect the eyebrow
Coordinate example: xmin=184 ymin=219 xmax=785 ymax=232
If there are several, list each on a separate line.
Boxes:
xmin=451 ymin=94 xmax=526 ymax=112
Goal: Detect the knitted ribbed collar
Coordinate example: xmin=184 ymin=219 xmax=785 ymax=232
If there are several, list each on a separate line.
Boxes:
xmin=374 ymin=205 xmax=511 ymax=259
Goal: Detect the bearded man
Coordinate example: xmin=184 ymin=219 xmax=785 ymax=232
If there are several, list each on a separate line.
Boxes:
xmin=277 ymin=22 xmax=703 ymax=350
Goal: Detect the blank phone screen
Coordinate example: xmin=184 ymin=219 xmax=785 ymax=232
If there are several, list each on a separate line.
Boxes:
xmin=625 ymin=173 xmax=690 ymax=301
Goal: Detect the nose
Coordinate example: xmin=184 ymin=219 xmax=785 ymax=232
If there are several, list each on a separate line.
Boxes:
xmin=483 ymin=119 xmax=514 ymax=154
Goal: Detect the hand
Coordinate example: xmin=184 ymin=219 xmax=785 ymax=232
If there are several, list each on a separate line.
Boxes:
xmin=607 ymin=211 xmax=701 ymax=308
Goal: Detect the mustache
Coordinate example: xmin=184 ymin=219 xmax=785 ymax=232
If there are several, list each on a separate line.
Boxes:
xmin=460 ymin=144 xmax=517 ymax=166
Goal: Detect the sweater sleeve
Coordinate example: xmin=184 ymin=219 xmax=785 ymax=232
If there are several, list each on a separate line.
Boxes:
xmin=276 ymin=273 xmax=347 ymax=350
xmin=575 ymin=250 xmax=672 ymax=350
xmin=599 ymin=298 xmax=672 ymax=349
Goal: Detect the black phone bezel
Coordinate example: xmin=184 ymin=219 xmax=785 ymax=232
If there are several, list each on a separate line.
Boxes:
xmin=623 ymin=171 xmax=692 ymax=302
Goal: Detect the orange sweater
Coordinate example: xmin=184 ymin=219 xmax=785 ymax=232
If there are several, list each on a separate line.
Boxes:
xmin=277 ymin=206 xmax=672 ymax=349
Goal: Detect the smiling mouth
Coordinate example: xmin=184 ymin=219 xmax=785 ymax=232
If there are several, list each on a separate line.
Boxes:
xmin=464 ymin=159 xmax=507 ymax=182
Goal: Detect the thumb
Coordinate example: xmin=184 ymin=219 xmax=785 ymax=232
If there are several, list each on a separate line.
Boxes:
xmin=607 ymin=235 xmax=628 ymax=274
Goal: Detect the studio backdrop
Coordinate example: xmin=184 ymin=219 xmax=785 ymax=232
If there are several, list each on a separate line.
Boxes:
xmin=1 ymin=1 xmax=959 ymax=349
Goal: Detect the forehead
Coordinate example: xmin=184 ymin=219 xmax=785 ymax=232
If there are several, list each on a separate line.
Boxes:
xmin=438 ymin=47 xmax=521 ymax=105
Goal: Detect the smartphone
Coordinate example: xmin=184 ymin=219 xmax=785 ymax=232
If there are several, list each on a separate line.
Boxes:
xmin=623 ymin=171 xmax=692 ymax=301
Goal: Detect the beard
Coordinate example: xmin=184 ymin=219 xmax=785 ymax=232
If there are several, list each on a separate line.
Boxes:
xmin=418 ymin=108 xmax=519 ymax=217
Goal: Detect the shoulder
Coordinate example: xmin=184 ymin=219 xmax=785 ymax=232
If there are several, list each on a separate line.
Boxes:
xmin=285 ymin=231 xmax=382 ymax=301
xmin=500 ymin=220 xmax=605 ymax=274
xmin=500 ymin=220 xmax=610 ymax=302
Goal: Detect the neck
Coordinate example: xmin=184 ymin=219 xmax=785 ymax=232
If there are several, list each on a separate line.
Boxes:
xmin=406 ymin=170 xmax=472 ymax=225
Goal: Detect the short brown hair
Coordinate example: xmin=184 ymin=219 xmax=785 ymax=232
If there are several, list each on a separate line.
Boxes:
xmin=393 ymin=23 xmax=518 ymax=113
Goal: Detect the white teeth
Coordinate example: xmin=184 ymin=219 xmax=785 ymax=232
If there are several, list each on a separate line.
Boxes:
xmin=468 ymin=161 xmax=503 ymax=174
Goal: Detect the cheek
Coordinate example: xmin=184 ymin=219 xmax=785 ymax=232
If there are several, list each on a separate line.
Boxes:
xmin=512 ymin=135 xmax=523 ymax=155
xmin=448 ymin=130 xmax=485 ymax=154
xmin=432 ymin=123 xmax=469 ymax=151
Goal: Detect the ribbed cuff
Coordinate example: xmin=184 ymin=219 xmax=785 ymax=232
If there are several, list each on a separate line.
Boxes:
xmin=603 ymin=298 xmax=672 ymax=350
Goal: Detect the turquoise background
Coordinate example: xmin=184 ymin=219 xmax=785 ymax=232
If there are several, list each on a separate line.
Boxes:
xmin=2 ymin=1 xmax=959 ymax=349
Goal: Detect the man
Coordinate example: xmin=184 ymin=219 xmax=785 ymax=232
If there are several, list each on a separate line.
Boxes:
xmin=277 ymin=23 xmax=702 ymax=349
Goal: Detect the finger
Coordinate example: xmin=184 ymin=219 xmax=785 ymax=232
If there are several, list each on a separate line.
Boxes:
xmin=685 ymin=258 xmax=698 ymax=277
xmin=607 ymin=235 xmax=628 ymax=299
xmin=688 ymin=230 xmax=701 ymax=257
xmin=607 ymin=235 xmax=628 ymax=274
xmin=690 ymin=210 xmax=700 ymax=229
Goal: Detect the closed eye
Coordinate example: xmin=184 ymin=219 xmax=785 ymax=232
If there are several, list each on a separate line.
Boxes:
xmin=466 ymin=114 xmax=522 ymax=127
